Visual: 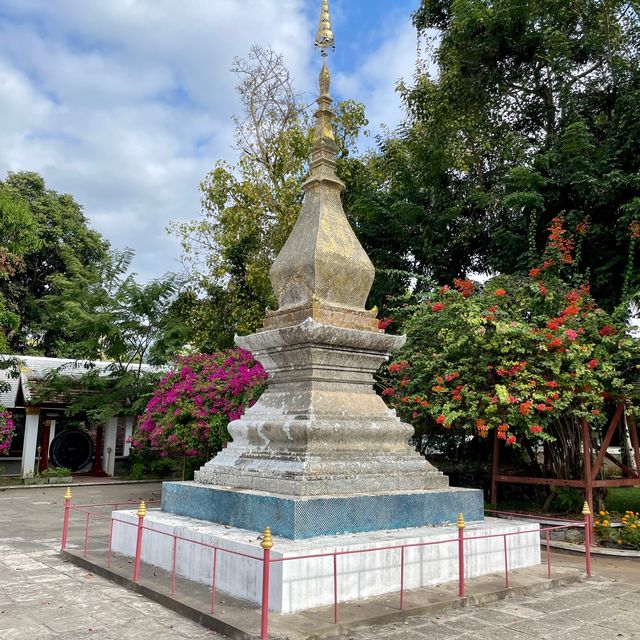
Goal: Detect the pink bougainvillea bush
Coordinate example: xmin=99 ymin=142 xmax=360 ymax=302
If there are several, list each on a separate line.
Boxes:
xmin=0 ymin=407 xmax=15 ymax=455
xmin=131 ymin=349 xmax=267 ymax=458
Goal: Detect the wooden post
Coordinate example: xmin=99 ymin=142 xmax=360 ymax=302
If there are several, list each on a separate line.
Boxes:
xmin=627 ymin=412 xmax=640 ymax=476
xmin=491 ymin=431 xmax=500 ymax=506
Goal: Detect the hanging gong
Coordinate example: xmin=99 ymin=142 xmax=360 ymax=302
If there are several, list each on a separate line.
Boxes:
xmin=49 ymin=429 xmax=94 ymax=472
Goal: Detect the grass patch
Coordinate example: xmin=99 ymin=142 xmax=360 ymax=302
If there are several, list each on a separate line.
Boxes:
xmin=606 ymin=486 xmax=640 ymax=513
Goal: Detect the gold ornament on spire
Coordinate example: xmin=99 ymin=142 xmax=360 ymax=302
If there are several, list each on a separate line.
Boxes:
xmin=264 ymin=0 xmax=376 ymax=331
xmin=315 ymin=0 xmax=335 ymax=57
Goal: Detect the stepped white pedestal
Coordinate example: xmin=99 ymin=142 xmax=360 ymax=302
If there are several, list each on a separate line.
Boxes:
xmin=111 ymin=509 xmax=540 ymax=614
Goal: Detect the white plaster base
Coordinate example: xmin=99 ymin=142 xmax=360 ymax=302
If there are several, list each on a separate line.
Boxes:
xmin=111 ymin=510 xmax=540 ymax=614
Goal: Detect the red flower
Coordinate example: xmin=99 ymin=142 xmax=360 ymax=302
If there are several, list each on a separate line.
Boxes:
xmin=388 ymin=363 xmax=402 ymax=373
xmin=538 ymin=282 xmax=548 ymax=297
xmin=497 ymin=431 xmax=507 ymax=440
xmin=432 ymin=303 xmax=446 ymax=312
xmin=436 ymin=415 xmax=446 ymax=424
xmin=588 ymin=359 xmax=598 ymax=369
xmin=494 ymin=289 xmax=507 ymax=297
xmin=565 ymin=329 xmax=578 ymax=341
xmin=519 ymin=401 xmax=532 ymax=416
xmin=506 ymin=435 xmax=517 ymax=445
xmin=381 ymin=387 xmax=395 ymax=397
xmin=545 ymin=381 xmax=558 ymax=388
xmin=535 ymin=403 xmax=548 ymax=411
xmin=529 ymin=425 xmax=543 ymax=434
xmin=529 ymin=268 xmax=541 ymax=278
xmin=378 ymin=317 xmax=393 ymax=330
xmin=599 ymin=325 xmax=615 ymax=337
xmin=412 ymin=411 xmax=419 ymax=419
xmin=549 ymin=339 xmax=563 ymax=349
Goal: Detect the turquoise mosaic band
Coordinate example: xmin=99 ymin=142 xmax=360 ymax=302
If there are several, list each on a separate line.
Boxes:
xmin=161 ymin=482 xmax=484 ymax=539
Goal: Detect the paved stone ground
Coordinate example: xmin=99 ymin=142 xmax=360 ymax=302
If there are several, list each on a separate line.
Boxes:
xmin=1 ymin=482 xmax=639 ymax=639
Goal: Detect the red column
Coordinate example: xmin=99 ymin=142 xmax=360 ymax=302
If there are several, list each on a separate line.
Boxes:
xmin=90 ymin=424 xmax=107 ymax=476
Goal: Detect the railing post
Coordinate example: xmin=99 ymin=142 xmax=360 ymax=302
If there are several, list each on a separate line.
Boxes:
xmin=133 ymin=500 xmax=147 ymax=583
xmin=260 ymin=527 xmax=273 ymax=640
xmin=61 ymin=487 xmax=72 ymax=551
xmin=582 ymin=501 xmax=592 ymax=577
xmin=457 ymin=513 xmax=465 ymax=598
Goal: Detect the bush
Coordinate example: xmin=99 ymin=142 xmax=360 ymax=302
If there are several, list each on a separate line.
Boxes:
xmin=131 ymin=349 xmax=267 ymax=459
xmin=383 ymin=271 xmax=639 ymax=451
xmin=0 ymin=407 xmax=15 ymax=455
xmin=39 ymin=467 xmax=72 ymax=478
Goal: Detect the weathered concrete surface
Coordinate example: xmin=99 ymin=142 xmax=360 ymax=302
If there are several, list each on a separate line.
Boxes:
xmin=2 ymin=483 xmax=640 ymax=640
xmin=111 ymin=509 xmax=539 ymax=614
xmin=195 ymin=320 xmax=448 ymax=497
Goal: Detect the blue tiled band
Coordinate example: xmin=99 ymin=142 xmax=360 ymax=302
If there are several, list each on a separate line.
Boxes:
xmin=161 ymin=482 xmax=484 ymax=539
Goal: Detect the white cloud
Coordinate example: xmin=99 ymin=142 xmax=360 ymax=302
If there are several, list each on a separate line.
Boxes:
xmin=0 ymin=1 xmax=315 ymax=281
xmin=0 ymin=1 xmax=425 ymax=282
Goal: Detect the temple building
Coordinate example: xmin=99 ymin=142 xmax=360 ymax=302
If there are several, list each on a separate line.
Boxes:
xmin=0 ymin=355 xmax=150 ymax=478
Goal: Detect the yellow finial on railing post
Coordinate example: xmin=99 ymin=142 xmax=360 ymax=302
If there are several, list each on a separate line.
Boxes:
xmin=260 ymin=527 xmax=273 ymax=639
xmin=582 ymin=501 xmax=592 ymax=577
xmin=457 ymin=513 xmax=465 ymax=597
xmin=261 ymin=526 xmax=273 ymax=550
xmin=60 ymin=486 xmax=73 ymax=551
xmin=133 ymin=500 xmax=147 ymax=582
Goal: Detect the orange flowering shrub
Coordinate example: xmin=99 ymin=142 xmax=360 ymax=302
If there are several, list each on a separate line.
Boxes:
xmin=381 ymin=271 xmax=639 ymax=447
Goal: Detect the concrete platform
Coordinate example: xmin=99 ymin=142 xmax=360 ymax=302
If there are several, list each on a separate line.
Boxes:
xmin=111 ymin=509 xmax=541 ymax=614
xmin=61 ymin=547 xmax=584 ymax=640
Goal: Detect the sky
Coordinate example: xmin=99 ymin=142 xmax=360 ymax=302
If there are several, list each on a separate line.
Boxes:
xmin=0 ymin=0 xmax=423 ymax=282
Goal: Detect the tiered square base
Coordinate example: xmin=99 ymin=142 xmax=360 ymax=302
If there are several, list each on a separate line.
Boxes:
xmin=160 ymin=482 xmax=484 ymax=539
xmin=110 ymin=509 xmax=540 ymax=614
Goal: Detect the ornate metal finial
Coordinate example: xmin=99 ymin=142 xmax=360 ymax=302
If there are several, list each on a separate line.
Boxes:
xmin=137 ymin=500 xmax=147 ymax=518
xmin=315 ymin=0 xmax=335 ymax=58
xmin=64 ymin=487 xmax=72 ymax=501
xmin=582 ymin=501 xmax=591 ymax=516
xmin=261 ymin=527 xmax=273 ymax=550
xmin=457 ymin=513 xmax=466 ymax=529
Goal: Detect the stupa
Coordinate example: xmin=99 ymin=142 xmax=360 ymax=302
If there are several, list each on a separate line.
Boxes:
xmin=111 ymin=0 xmax=540 ymax=613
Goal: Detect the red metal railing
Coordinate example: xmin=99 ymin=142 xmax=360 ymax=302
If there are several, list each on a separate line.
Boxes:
xmin=61 ymin=495 xmax=594 ymax=640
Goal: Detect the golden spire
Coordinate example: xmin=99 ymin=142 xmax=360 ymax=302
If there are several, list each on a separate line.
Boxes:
xmin=315 ymin=0 xmax=335 ymax=57
xmin=264 ymin=0 xmax=376 ymax=329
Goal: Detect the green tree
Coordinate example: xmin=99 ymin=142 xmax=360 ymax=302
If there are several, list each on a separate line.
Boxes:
xmin=383 ymin=0 xmax=640 ymax=308
xmin=0 ymin=185 xmax=41 ymax=349
xmin=0 ymin=171 xmax=110 ymax=354
xmin=33 ymin=249 xmax=189 ymax=424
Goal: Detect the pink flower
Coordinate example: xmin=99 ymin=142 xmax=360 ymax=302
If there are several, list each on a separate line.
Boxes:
xmin=565 ymin=329 xmax=578 ymax=341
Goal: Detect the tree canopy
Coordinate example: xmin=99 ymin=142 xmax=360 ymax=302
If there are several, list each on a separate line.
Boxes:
xmin=0 ymin=171 xmax=111 ymax=354
xmin=391 ymin=0 xmax=640 ymax=308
